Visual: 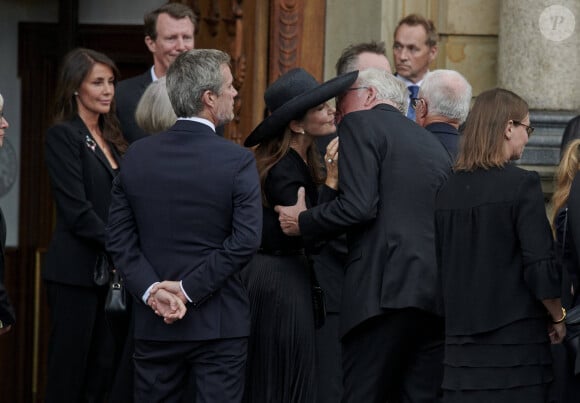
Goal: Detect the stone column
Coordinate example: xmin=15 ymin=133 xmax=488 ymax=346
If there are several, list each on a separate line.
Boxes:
xmin=498 ymin=0 xmax=579 ymax=187
xmin=498 ymin=0 xmax=579 ymax=110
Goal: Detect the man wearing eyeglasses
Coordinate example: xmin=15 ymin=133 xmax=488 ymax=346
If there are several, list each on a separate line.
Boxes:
xmin=392 ymin=14 xmax=439 ymax=120
xmin=413 ymin=69 xmax=472 ymax=160
xmin=275 ymin=68 xmax=451 ymax=403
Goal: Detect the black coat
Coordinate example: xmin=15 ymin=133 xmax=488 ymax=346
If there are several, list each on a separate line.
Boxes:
xmin=43 ymin=115 xmax=120 ymax=286
xmin=299 ymin=104 xmax=452 ymax=336
xmin=425 ymin=122 xmax=460 ymax=161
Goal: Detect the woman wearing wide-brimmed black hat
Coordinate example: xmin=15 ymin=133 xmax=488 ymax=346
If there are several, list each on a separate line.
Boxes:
xmin=242 ymin=68 xmax=357 ymax=402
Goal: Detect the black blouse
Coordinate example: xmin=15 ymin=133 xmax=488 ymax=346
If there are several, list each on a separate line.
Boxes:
xmin=260 ymin=148 xmax=335 ymax=253
xmin=435 ymin=164 xmax=561 ymax=335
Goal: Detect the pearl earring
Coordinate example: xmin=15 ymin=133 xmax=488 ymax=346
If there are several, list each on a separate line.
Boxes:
xmin=74 ymin=91 xmax=78 ymax=96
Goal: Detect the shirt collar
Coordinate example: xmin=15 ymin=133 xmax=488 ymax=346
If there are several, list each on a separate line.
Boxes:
xmin=176 ymin=117 xmax=216 ymax=132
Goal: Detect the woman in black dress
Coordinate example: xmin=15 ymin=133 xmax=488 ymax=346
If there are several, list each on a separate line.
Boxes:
xmin=242 ymin=68 xmax=357 ymax=402
xmin=434 ymin=88 xmax=566 ymax=403
xmin=43 ymin=48 xmax=127 ymax=402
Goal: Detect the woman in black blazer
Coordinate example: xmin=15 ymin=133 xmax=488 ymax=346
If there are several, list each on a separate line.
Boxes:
xmin=434 ymin=88 xmax=565 ymax=403
xmin=43 ymin=48 xmax=127 ymax=402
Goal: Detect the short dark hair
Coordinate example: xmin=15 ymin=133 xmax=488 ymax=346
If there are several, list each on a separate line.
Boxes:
xmin=144 ymin=2 xmax=197 ymax=40
xmin=394 ymin=14 xmax=438 ymax=47
xmin=335 ymin=41 xmax=387 ymax=75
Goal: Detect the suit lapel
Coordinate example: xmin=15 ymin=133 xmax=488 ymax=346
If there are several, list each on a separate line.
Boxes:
xmin=71 ymin=116 xmax=118 ymax=177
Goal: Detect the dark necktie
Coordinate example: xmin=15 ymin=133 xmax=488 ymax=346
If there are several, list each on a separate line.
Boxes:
xmin=406 ymin=85 xmax=420 ymax=120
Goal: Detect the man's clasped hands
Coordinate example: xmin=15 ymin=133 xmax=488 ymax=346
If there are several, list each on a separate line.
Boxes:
xmin=147 ymin=281 xmax=188 ymax=324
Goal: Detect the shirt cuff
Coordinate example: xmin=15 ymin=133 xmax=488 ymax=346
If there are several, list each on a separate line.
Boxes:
xmin=142 ymin=282 xmax=160 ymax=304
xmin=180 ymin=281 xmax=192 ymax=303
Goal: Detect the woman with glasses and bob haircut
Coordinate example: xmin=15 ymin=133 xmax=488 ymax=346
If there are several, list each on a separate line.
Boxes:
xmin=434 ymin=88 xmax=565 ymax=403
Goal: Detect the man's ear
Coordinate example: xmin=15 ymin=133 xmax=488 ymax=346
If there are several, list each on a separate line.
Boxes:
xmin=145 ymin=36 xmax=156 ymax=53
xmin=201 ymin=90 xmax=214 ymax=109
xmin=428 ymin=45 xmax=438 ymax=63
xmin=365 ymin=86 xmax=377 ymax=107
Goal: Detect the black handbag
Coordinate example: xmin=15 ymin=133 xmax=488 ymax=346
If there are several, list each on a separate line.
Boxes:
xmin=311 ymin=284 xmax=327 ymax=329
xmin=309 ymin=259 xmax=326 ymax=329
xmin=93 ymin=252 xmax=111 ymax=286
xmin=105 ymin=269 xmax=127 ymax=317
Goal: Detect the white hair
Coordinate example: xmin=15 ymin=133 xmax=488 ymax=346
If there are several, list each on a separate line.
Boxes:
xmin=357 ymin=68 xmax=407 ymax=113
xmin=419 ymin=69 xmax=472 ymax=124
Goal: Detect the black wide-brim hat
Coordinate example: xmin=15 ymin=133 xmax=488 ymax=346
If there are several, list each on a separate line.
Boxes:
xmin=244 ymin=68 xmax=358 ymax=147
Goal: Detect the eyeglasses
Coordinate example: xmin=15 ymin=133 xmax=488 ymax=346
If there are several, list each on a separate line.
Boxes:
xmin=345 ymin=86 xmax=369 ymax=92
xmin=410 ymin=98 xmax=425 ymax=110
xmin=513 ymin=120 xmax=535 ymax=136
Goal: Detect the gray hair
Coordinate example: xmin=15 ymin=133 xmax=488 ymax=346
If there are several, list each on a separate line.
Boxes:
xmin=358 ymin=68 xmax=407 ymax=113
xmin=419 ymin=69 xmax=472 ymax=124
xmin=166 ymin=49 xmax=231 ymax=117
xmin=135 ymin=77 xmax=177 ymax=133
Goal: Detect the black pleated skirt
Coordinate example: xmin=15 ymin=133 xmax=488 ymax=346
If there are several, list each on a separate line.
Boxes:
xmin=241 ymin=252 xmax=317 ymax=403
xmin=442 ymin=317 xmax=553 ymax=403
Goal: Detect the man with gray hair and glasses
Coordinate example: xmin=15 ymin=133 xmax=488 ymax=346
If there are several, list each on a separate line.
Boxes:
xmin=413 ymin=69 xmax=472 ymax=160
xmin=106 ymin=49 xmax=262 ymax=402
xmin=276 ymin=68 xmax=451 ymax=402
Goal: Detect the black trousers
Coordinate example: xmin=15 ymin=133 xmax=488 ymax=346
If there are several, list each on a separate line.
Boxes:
xmin=134 ymin=337 xmax=247 ymax=403
xmin=316 ymin=311 xmax=343 ymax=403
xmin=341 ymin=309 xmax=444 ymax=403
xmin=44 ymin=282 xmax=117 ymax=403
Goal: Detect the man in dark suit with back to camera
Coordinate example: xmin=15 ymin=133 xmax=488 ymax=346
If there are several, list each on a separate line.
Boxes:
xmin=106 ymin=49 xmax=262 ymax=402
xmin=115 ymin=2 xmax=196 ymax=143
xmin=276 ymin=68 xmax=451 ymax=403
xmin=414 ymin=69 xmax=472 ymax=160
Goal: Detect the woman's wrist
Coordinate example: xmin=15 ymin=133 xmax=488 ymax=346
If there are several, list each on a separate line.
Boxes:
xmin=552 ymin=307 xmax=567 ymax=324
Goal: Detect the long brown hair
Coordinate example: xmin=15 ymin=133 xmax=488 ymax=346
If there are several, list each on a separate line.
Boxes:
xmin=455 ymin=88 xmax=528 ymax=172
xmin=550 ymin=139 xmax=580 ymax=232
xmin=253 ymin=127 xmax=324 ymax=206
xmin=53 ymin=48 xmax=127 ymax=154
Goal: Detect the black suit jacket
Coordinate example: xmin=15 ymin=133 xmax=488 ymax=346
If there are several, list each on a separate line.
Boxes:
xmin=43 ymin=116 xmax=121 ymax=286
xmin=300 ymin=104 xmax=451 ymax=335
xmin=299 ymin=104 xmax=451 ymax=336
xmin=106 ymin=120 xmax=262 ymax=341
xmin=0 ymin=208 xmax=15 ymax=327
xmin=425 ymin=122 xmax=460 ymax=160
xmin=116 ymin=71 xmax=152 ymax=144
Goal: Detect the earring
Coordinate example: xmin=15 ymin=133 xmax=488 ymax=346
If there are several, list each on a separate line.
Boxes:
xmin=74 ymin=91 xmax=78 ymax=96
